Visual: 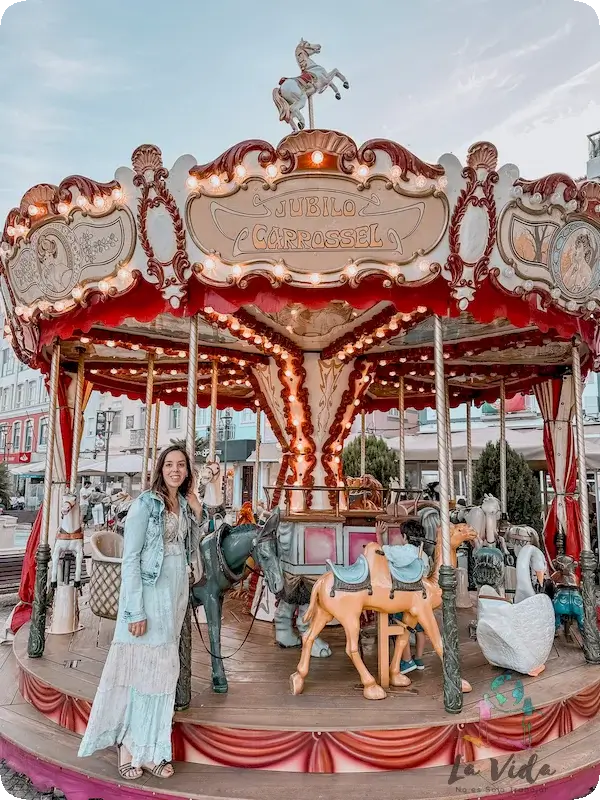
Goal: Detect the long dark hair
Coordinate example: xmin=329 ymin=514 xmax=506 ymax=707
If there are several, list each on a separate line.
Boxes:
xmin=150 ymin=445 xmax=193 ymax=511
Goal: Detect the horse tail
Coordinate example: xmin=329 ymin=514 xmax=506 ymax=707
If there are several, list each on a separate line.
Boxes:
xmin=303 ymin=578 xmax=322 ymax=624
xmin=273 ymin=86 xmax=290 ymax=122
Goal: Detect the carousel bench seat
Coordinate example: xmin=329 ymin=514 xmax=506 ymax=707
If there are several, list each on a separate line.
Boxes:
xmin=326 ymin=554 xmax=369 ymax=585
xmin=0 ymin=548 xmax=25 ymax=594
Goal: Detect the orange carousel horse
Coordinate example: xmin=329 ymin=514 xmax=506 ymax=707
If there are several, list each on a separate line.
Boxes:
xmin=290 ymin=522 xmax=477 ymax=700
xmin=346 ymin=474 xmax=384 ymax=510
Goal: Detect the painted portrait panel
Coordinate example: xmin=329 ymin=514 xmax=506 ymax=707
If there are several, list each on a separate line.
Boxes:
xmin=549 ymin=221 xmax=600 ymax=299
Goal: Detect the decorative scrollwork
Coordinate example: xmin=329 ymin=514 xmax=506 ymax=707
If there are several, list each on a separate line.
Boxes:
xmin=132 ymin=144 xmax=190 ymax=289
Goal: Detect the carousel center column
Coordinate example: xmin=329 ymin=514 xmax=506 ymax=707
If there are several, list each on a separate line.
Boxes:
xmin=571 ymin=338 xmax=600 ymax=664
xmin=433 ymin=316 xmax=463 ymax=713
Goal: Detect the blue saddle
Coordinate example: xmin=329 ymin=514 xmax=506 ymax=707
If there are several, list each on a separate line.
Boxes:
xmin=383 ymin=544 xmax=427 ymax=585
xmin=326 ymin=554 xmax=370 ymax=585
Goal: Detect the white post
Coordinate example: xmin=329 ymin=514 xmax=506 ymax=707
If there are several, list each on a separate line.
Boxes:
xmin=499 ymin=379 xmax=507 ymax=517
xmin=141 ymin=354 xmax=155 ymax=491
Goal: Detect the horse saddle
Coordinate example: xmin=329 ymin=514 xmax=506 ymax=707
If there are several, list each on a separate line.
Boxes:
xmin=382 ymin=544 xmax=428 ymax=597
xmin=326 ymin=555 xmax=372 ymax=596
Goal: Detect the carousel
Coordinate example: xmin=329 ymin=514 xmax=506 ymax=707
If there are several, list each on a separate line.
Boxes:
xmin=1 ymin=40 xmax=600 ymax=800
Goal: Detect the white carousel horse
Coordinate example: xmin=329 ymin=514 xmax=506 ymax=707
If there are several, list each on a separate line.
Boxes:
xmin=50 ymin=493 xmax=84 ymax=589
xmin=272 ymin=39 xmax=350 ymax=132
xmin=198 ymin=460 xmax=225 ymax=531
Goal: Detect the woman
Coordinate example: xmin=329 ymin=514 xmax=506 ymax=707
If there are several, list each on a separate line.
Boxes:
xmin=78 ymin=446 xmax=203 ymax=780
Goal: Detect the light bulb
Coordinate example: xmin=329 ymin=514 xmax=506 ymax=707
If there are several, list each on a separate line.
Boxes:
xmin=273 ymin=262 xmax=286 ymax=279
xmin=28 ymin=205 xmax=40 ymax=216
xmin=209 ymin=175 xmax=221 ymax=188
xmin=76 ymin=196 xmax=87 ymax=208
xmin=266 ymin=164 xmax=278 ymax=179
xmin=310 ymin=272 xmax=321 ymax=285
xmin=93 ymin=196 xmax=105 ymax=208
xmin=112 ymin=188 xmax=124 ymax=201
xmin=235 ymin=165 xmax=247 ymax=179
xmin=357 ymin=165 xmax=369 ymax=178
xmin=186 ymin=175 xmax=199 ymax=190
xmin=311 ymin=150 xmax=324 ymax=165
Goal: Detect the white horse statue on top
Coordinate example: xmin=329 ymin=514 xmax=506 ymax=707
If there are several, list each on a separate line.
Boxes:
xmin=50 ymin=493 xmax=84 ymax=589
xmin=273 ymin=39 xmax=350 ymax=132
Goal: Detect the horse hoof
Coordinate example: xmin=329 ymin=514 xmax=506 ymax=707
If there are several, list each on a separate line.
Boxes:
xmin=335 ymin=93 xmax=341 ymax=100
xmin=212 ymin=679 xmax=228 ymax=694
xmin=298 ymin=122 xmax=305 ymax=130
xmin=528 ymin=665 xmax=546 ymax=678
xmin=461 ymin=679 xmax=473 ymax=693
xmin=343 ymin=82 xmax=350 ymax=89
xmin=363 ymin=683 xmax=387 ymax=700
xmin=390 ymin=673 xmax=411 ymax=688
xmin=290 ymin=672 xmax=305 ymax=695
xmin=50 ymin=582 xmax=57 ymax=590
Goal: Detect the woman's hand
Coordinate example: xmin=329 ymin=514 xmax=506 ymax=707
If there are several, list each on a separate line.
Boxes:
xmin=186 ymin=472 xmax=203 ymax=518
xmin=128 ymin=620 xmax=147 ymax=637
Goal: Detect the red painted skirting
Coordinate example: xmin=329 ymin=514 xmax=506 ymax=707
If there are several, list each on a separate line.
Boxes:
xmin=17 ymin=666 xmax=600 ymax=774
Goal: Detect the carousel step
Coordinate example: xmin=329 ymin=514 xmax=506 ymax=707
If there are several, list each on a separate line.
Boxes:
xmin=1 ymin=702 xmax=600 ymax=800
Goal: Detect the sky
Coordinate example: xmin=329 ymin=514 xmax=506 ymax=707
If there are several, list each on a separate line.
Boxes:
xmin=0 ymin=0 xmax=599 ymax=221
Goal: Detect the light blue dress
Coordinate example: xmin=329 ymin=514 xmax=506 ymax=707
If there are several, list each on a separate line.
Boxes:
xmin=78 ymin=509 xmax=188 ymax=767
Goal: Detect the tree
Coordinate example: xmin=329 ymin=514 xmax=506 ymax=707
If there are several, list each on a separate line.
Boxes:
xmin=342 ymin=435 xmax=399 ymax=486
xmin=0 ymin=462 xmax=11 ymax=509
xmin=169 ymin=433 xmax=209 ymax=461
xmin=473 ymin=441 xmax=542 ymax=531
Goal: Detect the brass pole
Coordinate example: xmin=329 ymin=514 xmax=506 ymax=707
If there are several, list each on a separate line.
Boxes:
xmin=398 ymin=378 xmax=405 ymax=492
xmin=209 ymin=361 xmax=218 ymax=462
xmin=69 ymin=350 xmax=86 ymax=494
xmin=175 ymin=314 xmax=199 ymax=713
xmin=140 ymin=354 xmax=155 ymax=491
xmin=499 ymin=379 xmax=507 ymax=517
xmin=253 ymin=408 xmax=262 ymax=510
xmin=572 ymin=340 xmax=600 ymax=663
xmin=360 ymin=411 xmax=366 ymax=477
xmin=28 ymin=342 xmax=61 ymax=658
xmin=445 ymin=386 xmax=455 ymax=502
xmin=152 ymin=400 xmax=161 ymax=463
xmin=466 ymin=402 xmax=473 ymax=506
xmin=433 ymin=316 xmax=463 ymax=713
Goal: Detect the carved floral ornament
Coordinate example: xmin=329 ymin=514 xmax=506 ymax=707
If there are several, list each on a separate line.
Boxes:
xmin=1 ymin=130 xmax=600 ymax=359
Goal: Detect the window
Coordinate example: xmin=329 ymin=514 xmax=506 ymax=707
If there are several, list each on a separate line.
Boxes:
xmin=38 ymin=418 xmax=48 ymax=447
xmin=12 ymin=421 xmax=21 ymax=452
xmin=15 ymin=384 xmax=23 ymax=408
xmin=110 ymin=411 xmax=122 ymax=436
xmin=196 ymin=408 xmax=209 ymax=427
xmin=140 ymin=406 xmax=147 ymax=430
xmin=6 ymin=352 xmax=14 ymax=375
xmin=24 ymin=420 xmax=33 ymax=452
xmin=27 ymin=381 xmax=36 ymax=405
xmin=388 ymin=407 xmax=400 ymax=419
xmin=86 ymin=416 xmax=95 ymax=436
xmin=0 ymin=426 xmax=8 ymax=451
xmin=4 ymin=387 xmax=12 ymax=411
xmin=1 ymin=388 xmax=9 ymax=411
xmin=241 ymin=408 xmax=253 ymax=424
xmin=125 ymin=415 xmax=135 ymax=430
xmin=0 ymin=350 xmax=9 ymax=376
xmin=169 ymin=404 xmax=182 ymax=430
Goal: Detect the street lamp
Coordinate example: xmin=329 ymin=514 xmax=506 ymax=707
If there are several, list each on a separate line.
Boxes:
xmin=95 ymin=409 xmax=119 ymax=491
xmin=218 ymin=410 xmax=233 ymax=507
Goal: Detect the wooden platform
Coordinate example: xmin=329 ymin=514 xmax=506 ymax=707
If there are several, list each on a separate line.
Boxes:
xmin=2 ymin=590 xmax=600 ymax=797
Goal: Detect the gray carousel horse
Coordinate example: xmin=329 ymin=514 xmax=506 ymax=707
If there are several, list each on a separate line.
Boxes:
xmin=191 ymin=508 xmax=285 ymax=693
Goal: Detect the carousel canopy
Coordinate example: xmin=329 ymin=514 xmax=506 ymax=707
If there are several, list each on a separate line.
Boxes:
xmin=1 ymin=129 xmax=600 ymax=495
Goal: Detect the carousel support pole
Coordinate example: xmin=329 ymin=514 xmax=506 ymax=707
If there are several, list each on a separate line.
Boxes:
xmin=140 ymin=354 xmax=155 ymax=491
xmin=466 ymin=402 xmax=473 ymax=506
xmin=499 ymin=379 xmax=508 ymax=520
xmin=69 ymin=350 xmax=86 ymax=494
xmin=572 ymin=340 xmax=600 ymax=663
xmin=152 ymin=400 xmax=161 ymax=462
xmin=308 ymin=94 xmax=315 ymax=129
xmin=445 ymin=387 xmax=455 ymax=502
xmin=398 ymin=378 xmax=405 ymax=497
xmin=28 ymin=342 xmax=61 ymax=658
xmin=209 ymin=361 xmax=218 ymax=462
xmin=434 ymin=316 xmax=463 ymax=713
xmin=360 ymin=411 xmax=366 ymax=477
xmin=175 ymin=314 xmax=199 ymax=711
xmin=253 ymin=408 xmax=261 ymax=511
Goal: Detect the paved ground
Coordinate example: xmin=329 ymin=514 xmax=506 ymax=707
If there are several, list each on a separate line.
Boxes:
xmin=0 ymin=595 xmax=600 ymax=800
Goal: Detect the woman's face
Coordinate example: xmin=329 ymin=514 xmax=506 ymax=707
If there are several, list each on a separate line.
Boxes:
xmin=162 ymin=451 xmax=188 ymax=491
